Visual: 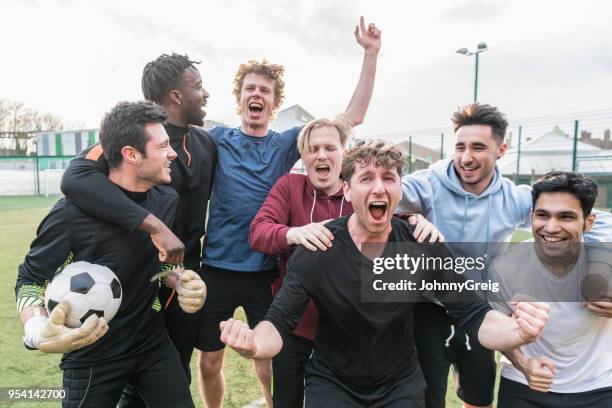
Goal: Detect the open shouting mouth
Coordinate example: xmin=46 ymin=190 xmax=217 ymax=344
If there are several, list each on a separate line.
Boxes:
xmin=248 ymin=101 xmax=264 ymax=114
xmin=315 ymin=164 xmax=330 ymax=178
xmin=369 ymin=201 xmax=388 ymax=220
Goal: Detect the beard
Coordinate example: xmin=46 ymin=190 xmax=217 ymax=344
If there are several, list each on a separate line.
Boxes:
xmin=186 ymin=107 xmax=204 ymax=127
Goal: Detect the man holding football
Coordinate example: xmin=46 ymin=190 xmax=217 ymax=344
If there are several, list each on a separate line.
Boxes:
xmin=16 ymin=101 xmax=206 ymax=408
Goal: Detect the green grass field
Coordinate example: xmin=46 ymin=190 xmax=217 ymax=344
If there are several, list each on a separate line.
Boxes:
xmin=0 ymin=196 xmax=520 ymax=407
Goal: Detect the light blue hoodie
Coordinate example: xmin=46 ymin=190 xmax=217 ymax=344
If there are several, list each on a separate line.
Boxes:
xmin=398 ymin=159 xmax=612 ymax=257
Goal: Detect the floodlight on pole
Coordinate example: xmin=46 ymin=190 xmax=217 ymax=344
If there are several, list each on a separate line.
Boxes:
xmin=456 ymin=42 xmax=488 ymax=102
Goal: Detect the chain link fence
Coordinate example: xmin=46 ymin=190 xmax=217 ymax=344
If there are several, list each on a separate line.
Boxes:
xmin=0 ymin=156 xmax=73 ymax=196
xmin=1 ymin=111 xmax=611 ymax=202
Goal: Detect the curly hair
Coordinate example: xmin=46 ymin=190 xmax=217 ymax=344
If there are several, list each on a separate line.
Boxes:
xmin=142 ymin=53 xmax=201 ymax=104
xmin=341 ymin=141 xmax=406 ymax=182
xmin=232 ymin=59 xmax=285 ymax=113
xmin=451 ymin=102 xmax=508 ymax=143
xmin=100 ymin=101 xmax=167 ymax=168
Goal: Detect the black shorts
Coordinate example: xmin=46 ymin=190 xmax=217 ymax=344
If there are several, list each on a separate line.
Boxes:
xmin=498 ymin=377 xmax=612 ymax=408
xmin=160 ymin=280 xmax=202 ymax=382
xmin=303 ymin=356 xmax=426 ymax=408
xmin=273 ymin=333 xmax=314 ymax=408
xmin=414 ymin=311 xmax=496 ymax=407
xmin=197 ymin=265 xmax=276 ymax=352
xmin=62 ymin=339 xmax=193 ymax=408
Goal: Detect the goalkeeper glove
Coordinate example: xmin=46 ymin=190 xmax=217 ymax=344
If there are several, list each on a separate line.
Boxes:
xmin=176 ymin=270 xmax=207 ymax=313
xmin=23 ymin=300 xmax=108 ymax=353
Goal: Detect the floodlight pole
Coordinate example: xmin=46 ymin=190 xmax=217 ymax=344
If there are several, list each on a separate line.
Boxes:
xmin=572 ymin=120 xmax=579 ymax=171
xmin=457 ymin=43 xmax=487 ymax=103
xmin=474 ymin=52 xmax=480 ymax=102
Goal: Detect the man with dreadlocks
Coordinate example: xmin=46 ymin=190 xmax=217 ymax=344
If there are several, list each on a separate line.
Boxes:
xmin=61 ymin=16 xmax=380 ymax=407
xmin=60 ymin=53 xmax=216 ymax=403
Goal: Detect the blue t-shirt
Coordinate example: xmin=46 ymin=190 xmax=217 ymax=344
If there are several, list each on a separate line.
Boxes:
xmin=203 ymin=126 xmax=301 ymax=271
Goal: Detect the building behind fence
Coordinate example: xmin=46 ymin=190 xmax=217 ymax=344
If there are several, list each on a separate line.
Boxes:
xmin=0 ymin=129 xmax=100 ymax=196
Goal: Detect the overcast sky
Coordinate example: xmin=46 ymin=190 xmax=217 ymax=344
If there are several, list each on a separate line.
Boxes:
xmin=2 ymin=0 xmax=611 ymax=143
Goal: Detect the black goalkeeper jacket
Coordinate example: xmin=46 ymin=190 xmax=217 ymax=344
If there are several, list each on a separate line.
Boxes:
xmin=16 ymin=186 xmax=180 ymax=369
xmin=264 ymin=216 xmax=492 ymax=389
xmin=60 ymin=123 xmax=217 ymax=270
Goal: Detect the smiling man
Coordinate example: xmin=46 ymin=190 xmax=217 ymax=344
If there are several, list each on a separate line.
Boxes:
xmin=60 ymin=55 xmax=217 ymax=406
xmin=17 ymin=101 xmax=206 ymax=408
xmin=488 ymin=171 xmax=612 ymax=408
xmin=396 ymin=103 xmax=612 ymax=408
xmin=220 ymin=143 xmax=550 ymax=408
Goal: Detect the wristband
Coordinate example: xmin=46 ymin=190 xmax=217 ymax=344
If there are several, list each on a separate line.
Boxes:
xmin=23 ymin=308 xmax=47 ymax=350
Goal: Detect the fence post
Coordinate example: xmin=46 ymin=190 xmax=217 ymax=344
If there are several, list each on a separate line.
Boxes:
xmin=408 ymin=136 xmax=413 ymax=173
xmin=35 ymin=154 xmax=40 ymax=196
xmin=572 ymin=120 xmax=579 ymax=171
xmin=515 ymin=126 xmax=522 ymax=184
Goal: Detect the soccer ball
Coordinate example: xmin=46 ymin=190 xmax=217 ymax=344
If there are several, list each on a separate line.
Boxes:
xmin=44 ymin=261 xmax=122 ymax=328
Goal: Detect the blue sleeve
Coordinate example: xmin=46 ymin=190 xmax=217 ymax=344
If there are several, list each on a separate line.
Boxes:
xmin=513 ymin=184 xmax=533 ymax=229
xmin=396 ymin=171 xmax=433 ymax=216
xmin=281 ymin=126 xmax=301 ymax=173
xmin=584 ymin=209 xmax=612 ymax=243
xmin=208 ymin=126 xmax=225 ymax=145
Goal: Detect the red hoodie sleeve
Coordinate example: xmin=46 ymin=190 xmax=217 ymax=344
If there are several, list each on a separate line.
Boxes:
xmin=249 ymin=174 xmax=292 ymax=255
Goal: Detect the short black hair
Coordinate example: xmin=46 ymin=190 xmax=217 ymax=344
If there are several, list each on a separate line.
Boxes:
xmin=532 ymin=171 xmax=598 ymax=217
xmin=141 ymin=53 xmax=201 ymax=104
xmin=100 ymin=101 xmax=167 ymax=168
xmin=452 ymin=103 xmax=508 ymax=143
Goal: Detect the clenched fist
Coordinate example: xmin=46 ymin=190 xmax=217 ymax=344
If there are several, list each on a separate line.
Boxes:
xmin=177 ymin=269 xmax=207 ymax=313
xmin=219 ymin=318 xmax=258 ymax=358
xmin=512 ymin=302 xmax=550 ymax=343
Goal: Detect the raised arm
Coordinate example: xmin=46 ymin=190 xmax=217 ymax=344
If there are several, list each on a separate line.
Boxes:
xmin=335 ymin=16 xmax=381 ymax=127
xmin=61 ymin=145 xmax=184 ymax=263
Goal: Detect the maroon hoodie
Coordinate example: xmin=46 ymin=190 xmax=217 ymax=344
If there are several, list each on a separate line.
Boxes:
xmin=249 ymin=173 xmax=352 ymax=340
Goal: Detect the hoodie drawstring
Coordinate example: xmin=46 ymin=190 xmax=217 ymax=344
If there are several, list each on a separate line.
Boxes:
xmin=444 ymin=325 xmax=472 ymax=351
xmin=444 ymin=325 xmax=455 ymax=347
xmin=459 ymin=196 xmax=469 ymax=241
xmin=182 ymin=133 xmax=192 ymax=167
xmin=486 ymin=195 xmax=491 ymax=244
xmin=310 ymin=189 xmax=345 ymax=223
xmin=309 ymin=189 xmax=317 ymax=223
